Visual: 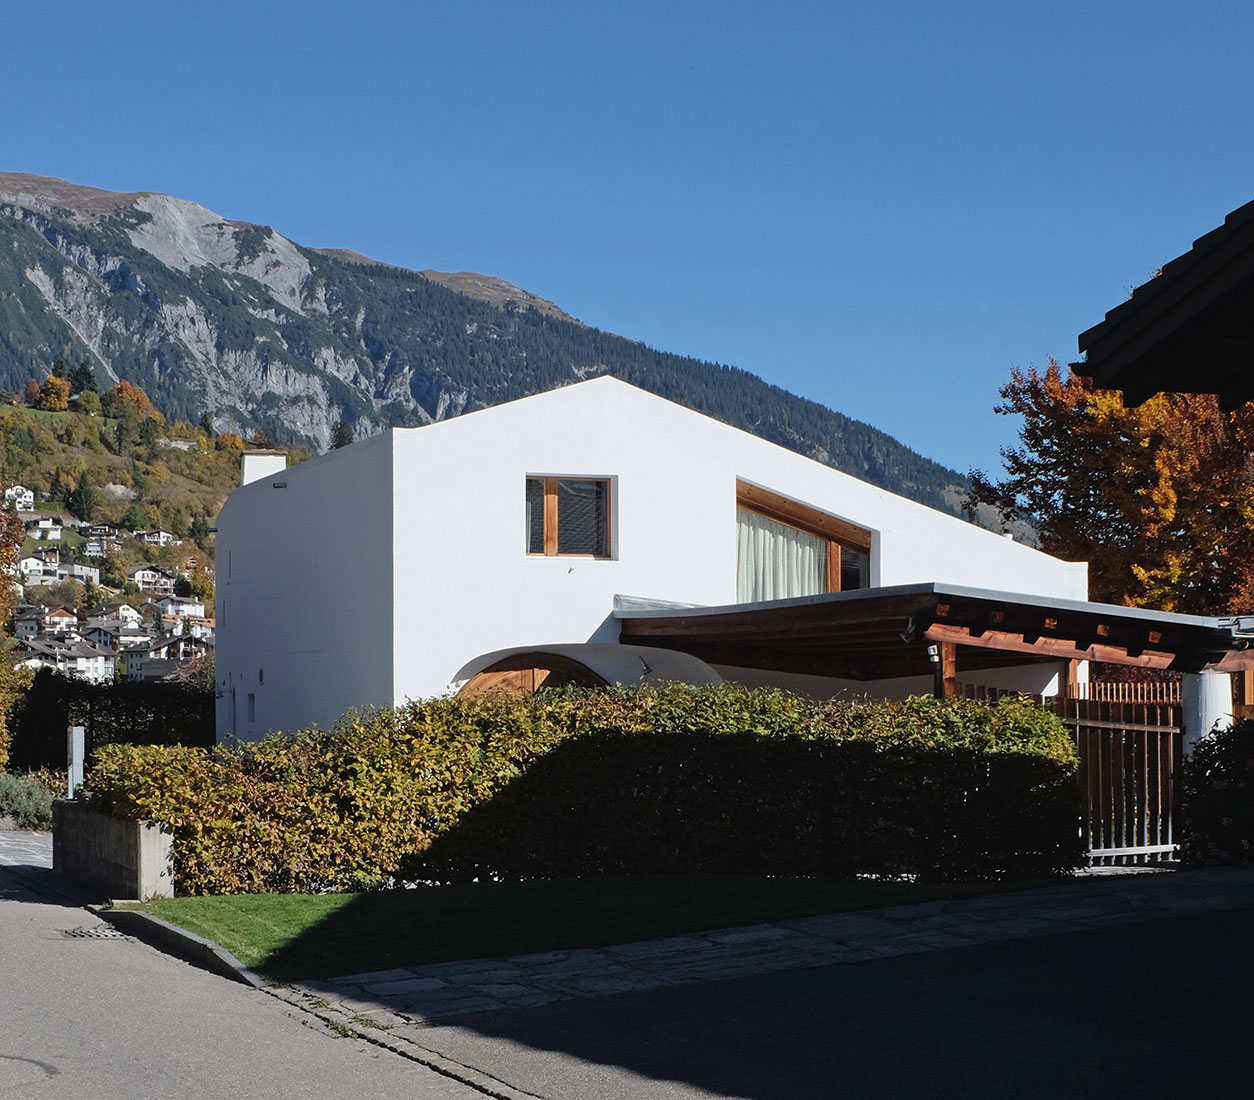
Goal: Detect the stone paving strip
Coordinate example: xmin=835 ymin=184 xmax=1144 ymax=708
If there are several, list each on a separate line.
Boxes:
xmin=281 ymin=865 xmax=1254 ymax=1032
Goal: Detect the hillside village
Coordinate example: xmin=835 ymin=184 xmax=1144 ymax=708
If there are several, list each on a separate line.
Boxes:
xmin=0 ymin=372 xmax=287 ymax=686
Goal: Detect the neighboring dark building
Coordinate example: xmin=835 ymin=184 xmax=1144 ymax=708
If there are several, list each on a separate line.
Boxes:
xmin=1079 ymin=200 xmax=1254 ymax=406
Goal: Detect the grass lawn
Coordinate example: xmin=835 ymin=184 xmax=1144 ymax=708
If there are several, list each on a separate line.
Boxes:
xmin=133 ymin=874 xmax=1057 ymax=983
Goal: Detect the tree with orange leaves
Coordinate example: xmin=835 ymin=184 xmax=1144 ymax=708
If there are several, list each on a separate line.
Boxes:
xmin=968 ymin=361 xmax=1254 ymax=614
xmin=36 ymin=375 xmax=70 ymax=412
xmin=101 ymin=380 xmax=163 ymax=424
xmin=0 ymin=504 xmax=27 ymax=769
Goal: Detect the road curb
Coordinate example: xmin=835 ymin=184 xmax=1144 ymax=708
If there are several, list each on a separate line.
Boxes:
xmin=267 ymin=984 xmax=537 ymax=1100
xmin=89 ymin=904 xmax=265 ymax=988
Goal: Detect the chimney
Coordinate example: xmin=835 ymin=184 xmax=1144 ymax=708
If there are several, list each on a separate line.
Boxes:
xmin=240 ymin=450 xmax=288 ymax=486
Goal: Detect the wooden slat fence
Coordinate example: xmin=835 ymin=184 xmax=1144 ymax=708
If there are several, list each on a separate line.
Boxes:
xmin=1070 ymin=680 xmax=1182 ymax=704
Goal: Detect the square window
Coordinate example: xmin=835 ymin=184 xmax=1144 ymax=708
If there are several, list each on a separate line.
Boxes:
xmin=526 ymin=476 xmax=610 ymax=557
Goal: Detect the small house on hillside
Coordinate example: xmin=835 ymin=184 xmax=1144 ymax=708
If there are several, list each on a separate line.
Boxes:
xmin=25 ymin=515 xmax=63 ymax=541
xmin=14 ymin=636 xmax=114 ymax=682
xmin=4 ymin=485 xmax=34 ymax=511
xmin=128 ymin=564 xmax=177 ymax=597
xmin=215 ymin=378 xmax=1097 ymax=741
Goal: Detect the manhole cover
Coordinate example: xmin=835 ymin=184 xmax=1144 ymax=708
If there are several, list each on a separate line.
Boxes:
xmin=60 ymin=926 xmax=129 ymax=939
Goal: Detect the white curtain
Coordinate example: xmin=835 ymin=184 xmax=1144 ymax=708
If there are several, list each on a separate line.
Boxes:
xmin=736 ymin=508 xmax=827 ymax=602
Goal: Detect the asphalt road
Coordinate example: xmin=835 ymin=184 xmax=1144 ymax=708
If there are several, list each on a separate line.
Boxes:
xmin=408 ymin=906 xmax=1254 ymax=1100
xmin=0 ymin=865 xmax=487 ymax=1099
xmin=5 ymin=846 xmax=1251 ymax=1099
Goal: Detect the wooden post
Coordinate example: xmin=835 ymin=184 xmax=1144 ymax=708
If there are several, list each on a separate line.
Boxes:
xmin=941 ymin=642 xmax=959 ymax=698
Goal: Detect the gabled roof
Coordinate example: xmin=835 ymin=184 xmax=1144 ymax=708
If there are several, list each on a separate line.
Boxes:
xmin=129 ymin=564 xmax=176 ymax=578
xmin=1079 ymin=201 xmax=1254 ymax=406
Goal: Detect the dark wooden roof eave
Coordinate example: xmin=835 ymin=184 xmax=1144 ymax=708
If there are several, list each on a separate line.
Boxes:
xmin=1078 ymin=200 xmax=1254 ymax=406
xmin=615 ymin=585 xmax=1254 ymax=681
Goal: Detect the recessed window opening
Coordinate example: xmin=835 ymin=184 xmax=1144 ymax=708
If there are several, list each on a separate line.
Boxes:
xmin=736 ymin=481 xmax=871 ymax=603
xmin=526 ymin=477 xmax=610 ymax=557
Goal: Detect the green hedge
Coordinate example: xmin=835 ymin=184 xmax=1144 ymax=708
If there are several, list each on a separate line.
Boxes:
xmin=1182 ymin=717 xmax=1254 ymax=865
xmin=84 ymin=685 xmax=1082 ymax=894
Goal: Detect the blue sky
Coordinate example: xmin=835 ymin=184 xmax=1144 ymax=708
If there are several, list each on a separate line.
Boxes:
xmin=4 ymin=1 xmax=1253 ymax=477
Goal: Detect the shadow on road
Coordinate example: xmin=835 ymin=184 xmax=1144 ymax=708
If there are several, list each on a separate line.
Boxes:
xmin=379 ymin=909 xmax=1250 ymax=1099
xmin=0 ymin=862 xmax=103 ymax=908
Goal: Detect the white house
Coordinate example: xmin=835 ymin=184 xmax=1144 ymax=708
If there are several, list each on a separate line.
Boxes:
xmin=158 ymin=596 xmax=206 ymax=619
xmin=25 ymin=515 xmax=62 ymax=541
xmin=128 ymin=564 xmax=177 ymax=597
xmin=132 ymin=529 xmax=179 ymax=547
xmin=14 ymin=636 xmax=114 ymax=682
xmin=216 ymin=378 xmax=1090 ymax=741
xmin=4 ymin=485 xmax=34 ymax=511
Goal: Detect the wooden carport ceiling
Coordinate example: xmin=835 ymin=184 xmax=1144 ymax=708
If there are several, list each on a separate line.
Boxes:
xmin=615 ymin=584 xmax=1254 ymax=680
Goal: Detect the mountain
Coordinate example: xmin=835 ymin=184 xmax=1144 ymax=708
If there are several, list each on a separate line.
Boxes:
xmin=0 ymin=171 xmax=973 ymax=515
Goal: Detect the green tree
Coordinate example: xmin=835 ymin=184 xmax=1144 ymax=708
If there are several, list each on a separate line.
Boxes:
xmin=138 ymin=416 xmax=164 ymax=448
xmin=189 ymin=513 xmax=212 ymax=549
xmin=77 ymin=389 xmax=102 ymax=417
xmin=120 ymin=502 xmax=155 ymax=531
xmin=80 ymin=578 xmax=102 ymax=611
xmin=331 ymin=420 xmax=355 ymax=449
xmin=69 ymin=362 xmax=96 ymax=394
xmin=67 ymin=471 xmax=101 ymax=522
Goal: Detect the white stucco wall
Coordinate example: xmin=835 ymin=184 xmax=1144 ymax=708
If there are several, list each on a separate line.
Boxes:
xmin=215 ymin=435 xmax=396 ymax=740
xmin=217 ymin=376 xmax=1089 ymax=738
xmin=388 ymin=378 xmax=1085 ymax=705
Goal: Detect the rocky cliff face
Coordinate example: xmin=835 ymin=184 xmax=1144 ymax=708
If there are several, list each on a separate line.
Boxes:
xmin=0 ymin=173 xmax=471 ymax=448
xmin=0 ymin=172 xmax=973 ymax=514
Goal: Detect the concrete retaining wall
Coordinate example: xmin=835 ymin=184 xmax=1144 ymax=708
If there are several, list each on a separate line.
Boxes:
xmin=52 ymin=800 xmax=173 ymax=899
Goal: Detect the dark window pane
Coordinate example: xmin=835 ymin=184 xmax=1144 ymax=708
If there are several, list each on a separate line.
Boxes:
xmin=556 ymin=479 xmax=607 ymax=555
xmin=525 ymin=478 xmax=545 ymax=553
xmin=840 ymin=547 xmax=867 ymax=591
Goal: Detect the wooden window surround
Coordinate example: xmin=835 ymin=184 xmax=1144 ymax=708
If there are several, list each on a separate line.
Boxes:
xmin=736 ymin=479 xmax=872 ymax=592
xmin=526 ymin=476 xmax=611 ymax=558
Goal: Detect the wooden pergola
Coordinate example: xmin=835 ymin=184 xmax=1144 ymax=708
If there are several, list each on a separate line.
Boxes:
xmin=615 ymin=583 xmax=1254 ymax=697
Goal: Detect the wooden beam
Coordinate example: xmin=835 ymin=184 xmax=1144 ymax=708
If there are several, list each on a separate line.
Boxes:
xmin=542 ymin=477 xmax=558 ymax=556
xmin=923 ymin=622 xmax=1179 ymax=670
xmin=736 ymin=480 xmax=872 ymax=552
xmin=827 ymin=541 xmax=841 ymax=594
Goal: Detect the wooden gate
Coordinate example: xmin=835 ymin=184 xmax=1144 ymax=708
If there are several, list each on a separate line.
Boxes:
xmin=963 ymin=681 xmax=1184 ymax=865
xmin=1059 ymin=689 xmax=1182 ymax=865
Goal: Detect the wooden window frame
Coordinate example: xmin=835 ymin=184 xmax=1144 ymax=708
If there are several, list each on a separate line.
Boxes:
xmin=527 ymin=476 xmax=612 ymax=558
xmin=736 ymin=480 xmax=872 ymax=593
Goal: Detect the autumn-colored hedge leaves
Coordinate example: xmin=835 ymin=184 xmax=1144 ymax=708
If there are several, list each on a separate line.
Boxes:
xmin=86 ymin=685 xmax=1082 ymax=894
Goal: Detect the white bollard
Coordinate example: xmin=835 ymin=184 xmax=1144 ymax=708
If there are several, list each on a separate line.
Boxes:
xmin=67 ymin=725 xmax=85 ymax=798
